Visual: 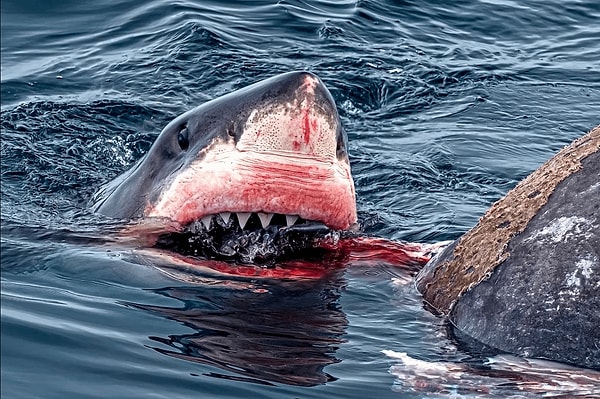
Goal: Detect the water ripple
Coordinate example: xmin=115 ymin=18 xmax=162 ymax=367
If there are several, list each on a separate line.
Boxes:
xmin=2 ymin=0 xmax=600 ymax=397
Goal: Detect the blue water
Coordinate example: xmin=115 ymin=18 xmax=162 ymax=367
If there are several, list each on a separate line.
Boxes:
xmin=2 ymin=1 xmax=600 ymax=398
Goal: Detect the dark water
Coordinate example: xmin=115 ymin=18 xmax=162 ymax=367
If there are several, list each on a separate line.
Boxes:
xmin=2 ymin=0 xmax=600 ymax=398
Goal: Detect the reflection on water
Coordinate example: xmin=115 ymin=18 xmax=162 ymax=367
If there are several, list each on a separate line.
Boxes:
xmin=128 ymin=270 xmax=348 ymax=386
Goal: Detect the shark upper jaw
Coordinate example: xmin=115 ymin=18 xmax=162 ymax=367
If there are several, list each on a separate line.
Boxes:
xmin=144 ymin=140 xmax=357 ymax=234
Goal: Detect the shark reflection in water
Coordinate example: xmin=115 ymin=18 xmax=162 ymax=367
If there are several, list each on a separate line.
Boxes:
xmin=129 ymin=270 xmax=348 ymax=386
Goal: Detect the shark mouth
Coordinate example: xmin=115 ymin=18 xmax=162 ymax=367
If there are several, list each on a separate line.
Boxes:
xmin=153 ymin=211 xmax=345 ymax=264
xmin=145 ymin=137 xmax=357 ymax=264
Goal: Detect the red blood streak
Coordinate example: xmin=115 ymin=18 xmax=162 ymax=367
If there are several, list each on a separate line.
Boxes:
xmin=302 ymin=108 xmax=311 ymax=145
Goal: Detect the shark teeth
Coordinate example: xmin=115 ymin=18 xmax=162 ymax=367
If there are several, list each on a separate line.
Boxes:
xmin=236 ymin=212 xmax=252 ymax=229
xmin=257 ymin=212 xmax=274 ymax=228
xmin=201 ymin=215 xmax=213 ymax=229
xmin=219 ymin=212 xmax=231 ymax=224
xmin=285 ymin=215 xmax=299 ymax=227
xmin=189 ymin=212 xmax=306 ymax=232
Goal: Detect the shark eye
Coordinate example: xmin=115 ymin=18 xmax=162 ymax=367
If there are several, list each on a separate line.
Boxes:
xmin=177 ymin=126 xmax=189 ymax=151
xmin=227 ymin=124 xmax=236 ymax=137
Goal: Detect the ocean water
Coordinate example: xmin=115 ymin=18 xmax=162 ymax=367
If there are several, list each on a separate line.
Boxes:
xmin=2 ymin=1 xmax=600 ymax=398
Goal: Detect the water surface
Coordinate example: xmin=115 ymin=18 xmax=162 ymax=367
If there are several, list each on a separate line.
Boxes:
xmin=2 ymin=0 xmax=600 ymax=398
